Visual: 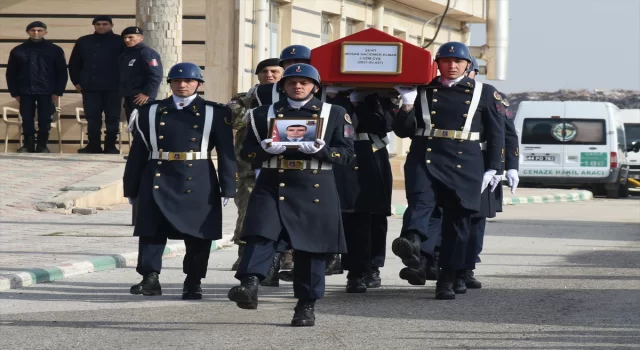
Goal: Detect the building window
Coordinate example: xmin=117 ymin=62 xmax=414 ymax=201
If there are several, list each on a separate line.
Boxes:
xmin=393 ymin=29 xmax=406 ymax=40
xmin=416 ymin=35 xmax=424 ymax=47
xmin=321 ymin=13 xmax=332 ymax=44
xmin=346 ymin=18 xmax=356 ymax=35
xmin=268 ymin=1 xmax=280 ymax=57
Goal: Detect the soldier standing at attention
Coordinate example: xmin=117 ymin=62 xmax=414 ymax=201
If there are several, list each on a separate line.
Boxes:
xmin=123 ymin=63 xmax=236 ymax=300
xmin=228 ymin=64 xmax=354 ymax=326
xmin=392 ymin=42 xmax=505 ymax=300
xmin=228 ymin=58 xmax=282 ymax=272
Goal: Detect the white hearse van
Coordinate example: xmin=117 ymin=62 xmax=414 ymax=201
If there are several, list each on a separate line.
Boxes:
xmin=620 ymin=109 xmax=640 ymax=182
xmin=515 ymin=101 xmax=630 ymax=198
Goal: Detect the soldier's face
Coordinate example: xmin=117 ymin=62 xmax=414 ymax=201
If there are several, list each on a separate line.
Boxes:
xmin=257 ymin=66 xmax=283 ymax=85
xmin=286 ymin=126 xmax=307 ymax=138
xmin=170 ymin=79 xmax=202 ymax=97
xmin=27 ymin=27 xmax=47 ymax=41
xmin=123 ymin=34 xmax=143 ymax=47
xmin=282 ymin=59 xmax=310 ymax=69
xmin=437 ymin=57 xmax=469 ymax=79
xmin=94 ymin=21 xmax=113 ymax=34
xmin=284 ymin=77 xmax=317 ymax=100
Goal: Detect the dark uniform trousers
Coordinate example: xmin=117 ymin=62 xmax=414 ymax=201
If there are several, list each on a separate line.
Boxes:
xmin=369 ymin=213 xmax=388 ymax=268
xmin=19 ymin=94 xmax=52 ymax=139
xmin=404 ymin=162 xmax=473 ymax=271
xmin=82 ymin=91 xmax=121 ymax=139
xmin=236 ymin=236 xmax=327 ymax=300
xmin=422 ymin=208 xmax=484 ymax=268
xmin=341 ymin=212 xmax=372 ymax=275
xmin=136 ymin=236 xmax=213 ymax=279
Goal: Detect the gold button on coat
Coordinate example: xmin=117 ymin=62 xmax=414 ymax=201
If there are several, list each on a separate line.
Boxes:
xmin=432 ymin=99 xmax=437 ymax=102
xmin=353 ymin=167 xmax=358 ymax=170
xmin=427 ymin=148 xmax=432 ymax=152
xmin=187 ymin=177 xmax=192 ymax=180
xmin=433 ymin=89 xmax=438 ymax=92
xmin=456 ymin=165 xmax=462 ymax=168
xmin=153 ymin=185 xmax=159 ymax=189
xmin=430 ymin=111 xmax=436 ymax=115
xmin=191 ymin=138 xmax=196 ymax=142
xmin=193 ymin=125 xmax=199 ymax=129
xmin=159 ymin=135 xmax=164 ymax=139
xmin=426 ymin=160 xmax=431 ymax=164
xmin=278 ymin=169 xmax=284 ymax=173
xmin=278 ymin=155 xmax=284 ymax=159
xmin=312 ymin=170 xmax=318 ymax=174
xmin=465 ymin=101 xmax=471 ymax=105
xmin=160 ymin=122 xmax=165 ymax=126
xmin=155 ymin=173 xmax=161 ymax=177
xmin=187 ymin=164 xmax=193 ymax=167
xmin=463 ymin=114 xmax=468 ymax=118
xmin=313 ymin=184 xmax=320 ymax=188
xmin=157 ymin=161 xmax=162 ymax=165
xmin=279 ymin=183 xmax=285 ymax=187
xmin=313 ymin=199 xmax=320 ymax=203
xmin=457 ymin=151 xmax=463 ymax=155
xmin=185 ymin=189 xmax=192 ymax=193
xmin=279 ymin=196 xmax=285 ymax=201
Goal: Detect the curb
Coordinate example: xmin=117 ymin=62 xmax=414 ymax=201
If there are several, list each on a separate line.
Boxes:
xmin=0 ymin=234 xmax=235 ymax=292
xmin=390 ymin=190 xmax=594 ymax=216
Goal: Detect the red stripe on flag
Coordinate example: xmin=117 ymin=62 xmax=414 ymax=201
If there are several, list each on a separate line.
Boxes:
xmin=272 ymin=122 xmax=280 ymax=142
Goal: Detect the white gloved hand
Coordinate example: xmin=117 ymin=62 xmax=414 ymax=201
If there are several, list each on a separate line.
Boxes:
xmin=490 ymin=174 xmax=502 ymax=192
xmin=298 ymin=139 xmax=325 ymax=154
xmin=349 ymin=90 xmax=370 ymax=103
xmin=223 ymin=197 xmax=229 ymax=207
xmin=506 ymin=169 xmax=519 ymax=194
xmin=260 ymin=139 xmax=286 ymax=154
xmin=254 ymin=168 xmax=261 ymax=180
xmin=481 ymin=169 xmax=498 ymax=193
xmin=393 ymin=85 xmax=418 ymax=105
xmin=127 ymin=198 xmax=135 ymax=205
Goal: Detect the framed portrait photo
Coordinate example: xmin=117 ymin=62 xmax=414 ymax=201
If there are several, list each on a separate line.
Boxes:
xmin=268 ymin=118 xmax=325 ymax=149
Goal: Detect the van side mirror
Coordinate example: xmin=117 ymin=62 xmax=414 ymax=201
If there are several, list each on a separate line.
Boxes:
xmin=628 ymin=140 xmax=640 ymax=153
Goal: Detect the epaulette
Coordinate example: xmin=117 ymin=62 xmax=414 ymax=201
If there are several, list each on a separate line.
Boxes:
xmin=205 ymin=100 xmax=231 ymax=109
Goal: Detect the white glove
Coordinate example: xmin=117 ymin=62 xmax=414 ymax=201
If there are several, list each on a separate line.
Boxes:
xmin=490 ymin=174 xmax=502 ymax=192
xmin=260 ymin=139 xmax=286 ymax=154
xmin=254 ymin=168 xmax=261 ymax=180
xmin=223 ymin=197 xmax=229 ymax=206
xmin=349 ymin=90 xmax=370 ymax=103
xmin=127 ymin=198 xmax=135 ymax=205
xmin=393 ymin=85 xmax=418 ymax=105
xmin=298 ymin=139 xmax=325 ymax=154
xmin=506 ymin=169 xmax=519 ymax=194
xmin=481 ymin=169 xmax=497 ymax=193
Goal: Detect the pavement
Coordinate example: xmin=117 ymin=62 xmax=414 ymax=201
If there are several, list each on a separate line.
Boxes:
xmin=0 ymin=153 xmax=598 ymax=293
xmin=0 ymin=198 xmax=638 ymax=349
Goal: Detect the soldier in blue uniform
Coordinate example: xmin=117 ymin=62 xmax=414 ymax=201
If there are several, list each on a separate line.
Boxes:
xmin=228 ymin=64 xmax=354 ymax=327
xmin=392 ymin=42 xmax=505 ymax=300
xmin=123 ymin=62 xmax=236 ymax=300
xmin=252 ymin=45 xmax=311 ymax=108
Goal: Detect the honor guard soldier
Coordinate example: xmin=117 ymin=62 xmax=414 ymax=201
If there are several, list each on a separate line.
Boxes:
xmin=392 ymin=42 xmax=505 ymax=300
xmin=228 ymin=64 xmax=354 ymax=327
xmin=118 ymin=26 xmax=163 ymax=124
xmin=228 ymin=58 xmax=283 ymax=273
xmin=123 ymin=62 xmax=236 ymax=300
xmin=325 ymin=88 xmax=395 ymax=292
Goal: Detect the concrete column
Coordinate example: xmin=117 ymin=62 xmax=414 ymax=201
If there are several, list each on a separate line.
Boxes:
xmin=136 ymin=0 xmax=182 ymax=99
xmin=279 ymin=2 xmax=293 ymax=49
xmin=374 ymin=0 xmax=384 ymax=30
xmin=204 ymin=0 xmax=237 ymax=102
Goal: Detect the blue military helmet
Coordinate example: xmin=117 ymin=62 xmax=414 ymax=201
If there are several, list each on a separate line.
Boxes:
xmin=435 ymin=41 xmax=472 ymax=62
xmin=279 ymin=45 xmax=311 ymax=66
xmin=466 ymin=56 xmax=479 ymax=74
xmin=278 ymin=63 xmax=321 ymax=89
xmin=166 ymin=62 xmax=204 ymax=83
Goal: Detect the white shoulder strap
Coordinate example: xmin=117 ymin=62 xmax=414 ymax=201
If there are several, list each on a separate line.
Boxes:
xmin=319 ymin=103 xmax=332 ymax=140
xmin=149 ymin=104 xmax=159 ymax=153
xmin=133 ymin=108 xmax=150 ymax=156
xmin=200 ymin=105 xmax=214 ymax=159
xmin=272 ymin=84 xmax=279 ymax=103
xmin=417 ymin=88 xmax=431 ymax=136
xmin=462 ymin=82 xmax=483 ymax=132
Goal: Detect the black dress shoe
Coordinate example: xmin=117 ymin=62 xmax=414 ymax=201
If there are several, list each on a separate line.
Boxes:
xmin=391 ymin=232 xmax=423 ymax=269
xmin=325 ymin=254 xmax=344 ymax=275
xmin=35 ymin=145 xmax=50 ymax=153
xmin=365 ymin=267 xmax=382 ymax=288
xmin=435 ymin=269 xmax=456 ymax=300
xmin=103 ymin=146 xmax=120 ymax=154
xmin=228 ymin=275 xmax=259 ymax=309
xmin=77 ymin=144 xmax=103 ymax=154
xmin=346 ymin=276 xmax=367 ymax=293
xmin=464 ymin=270 xmax=482 ymax=289
xmin=260 ymin=253 xmax=281 ymax=287
xmin=291 ymin=299 xmax=316 ymax=327
xmin=182 ymin=279 xmax=203 ymax=300
xmin=453 ymin=271 xmax=467 ymax=294
xmin=130 ymin=272 xmax=162 ymax=296
xmin=278 ymin=269 xmax=294 ymax=282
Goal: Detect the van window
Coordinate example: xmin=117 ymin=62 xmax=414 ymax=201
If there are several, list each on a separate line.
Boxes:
xmin=617 ymin=124 xmax=626 ymax=150
xmin=521 ymin=118 xmax=606 ymax=145
xmin=624 ymin=123 xmax=640 ymax=146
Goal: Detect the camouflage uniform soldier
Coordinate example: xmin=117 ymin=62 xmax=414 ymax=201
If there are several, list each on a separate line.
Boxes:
xmin=228 ymin=58 xmax=283 ymax=270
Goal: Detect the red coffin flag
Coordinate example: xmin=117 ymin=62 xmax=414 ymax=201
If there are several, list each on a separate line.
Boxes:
xmin=272 ymin=122 xmax=280 ymax=142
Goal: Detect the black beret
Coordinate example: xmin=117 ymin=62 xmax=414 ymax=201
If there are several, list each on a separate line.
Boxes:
xmin=255 ymin=58 xmax=281 ymax=75
xmin=121 ymin=26 xmax=143 ymax=36
xmin=26 ymin=21 xmax=47 ymax=31
xmin=92 ymin=16 xmax=113 ymax=25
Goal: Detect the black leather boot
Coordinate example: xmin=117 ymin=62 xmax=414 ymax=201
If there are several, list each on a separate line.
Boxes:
xmin=231 ymin=244 xmax=244 ymax=271
xmin=435 ymin=269 xmax=456 ymax=300
xmin=103 ymin=134 xmax=119 ymax=154
xmin=425 ymin=251 xmax=440 ymax=281
xmin=453 ymin=270 xmax=467 ymax=294
xmin=228 ymin=275 xmax=260 ymax=309
xmin=278 ymin=269 xmax=294 ymax=282
xmin=78 ymin=136 xmax=103 ymax=154
xmin=399 ymin=256 xmax=427 ymax=286
xmin=182 ymin=277 xmax=203 ymax=300
xmin=464 ymin=269 xmax=482 ymax=289
xmin=346 ymin=272 xmax=367 ymax=293
xmin=291 ymin=299 xmax=316 ymax=327
xmin=260 ymin=253 xmax=281 ymax=287
xmin=391 ymin=231 xmax=423 ymax=269
xmin=325 ymin=254 xmax=344 ymax=275
xmin=35 ymin=133 xmax=50 ymax=153
xmin=365 ymin=267 xmax=382 ymax=288
xmin=130 ymin=272 xmax=162 ymax=296
xmin=17 ymin=135 xmax=35 ymax=153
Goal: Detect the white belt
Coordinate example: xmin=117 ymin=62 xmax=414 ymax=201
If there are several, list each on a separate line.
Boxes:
xmin=414 ymin=128 xmax=480 ymax=141
xmin=151 ymin=151 xmax=207 ymax=161
xmin=262 ymin=158 xmax=332 ymax=170
xmin=357 ymin=133 xmax=389 ymax=151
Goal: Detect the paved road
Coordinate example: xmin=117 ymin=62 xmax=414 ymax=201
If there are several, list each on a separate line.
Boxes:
xmin=1 ymin=198 xmax=639 ymax=349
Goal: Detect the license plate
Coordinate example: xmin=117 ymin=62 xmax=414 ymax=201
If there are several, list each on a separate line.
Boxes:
xmin=526 ymin=155 xmax=555 ymax=161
